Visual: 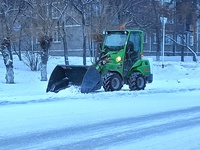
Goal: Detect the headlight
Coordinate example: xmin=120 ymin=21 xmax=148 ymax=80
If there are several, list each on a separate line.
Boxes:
xmin=116 ymin=56 xmax=122 ymax=62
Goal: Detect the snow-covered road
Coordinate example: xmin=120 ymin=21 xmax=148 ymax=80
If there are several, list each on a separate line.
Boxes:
xmin=1 ymin=90 xmax=200 ymax=150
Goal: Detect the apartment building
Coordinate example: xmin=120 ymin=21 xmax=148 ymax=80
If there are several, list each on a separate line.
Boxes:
xmin=41 ymin=0 xmax=199 ymax=57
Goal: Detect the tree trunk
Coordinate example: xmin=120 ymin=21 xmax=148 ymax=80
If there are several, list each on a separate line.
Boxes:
xmin=39 ymin=36 xmax=52 ymax=81
xmin=63 ymin=38 xmax=69 ymax=65
xmin=83 ymin=35 xmax=87 ymax=65
xmin=181 ymin=34 xmax=185 ymax=62
xmin=156 ymin=27 xmax=161 ymax=61
xmin=62 ymin=22 xmax=69 ymax=65
xmin=40 ymin=51 xmax=48 ymax=81
xmin=82 ymin=13 xmax=87 ymax=66
xmin=1 ymin=41 xmax=14 ymax=84
xmin=18 ymin=27 xmax=23 ymax=61
xmin=181 ymin=45 xmax=184 ymax=62
xmin=151 ymin=0 xmax=161 ymax=61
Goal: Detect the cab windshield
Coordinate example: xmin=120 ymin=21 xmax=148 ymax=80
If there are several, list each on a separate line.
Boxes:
xmin=103 ymin=32 xmax=127 ymax=51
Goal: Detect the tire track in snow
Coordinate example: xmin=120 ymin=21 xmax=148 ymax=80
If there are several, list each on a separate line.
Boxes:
xmin=61 ymin=116 xmax=200 ymax=150
xmin=1 ymin=106 xmax=200 ymax=150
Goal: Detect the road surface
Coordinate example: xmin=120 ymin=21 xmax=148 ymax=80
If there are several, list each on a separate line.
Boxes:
xmin=1 ymin=91 xmax=200 ymax=150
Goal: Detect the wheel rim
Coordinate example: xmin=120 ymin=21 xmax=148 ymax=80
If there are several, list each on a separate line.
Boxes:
xmin=137 ymin=76 xmax=145 ymax=88
xmin=112 ymin=77 xmax=120 ymax=89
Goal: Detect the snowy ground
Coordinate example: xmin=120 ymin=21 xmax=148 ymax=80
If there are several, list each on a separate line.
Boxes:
xmin=0 ymin=55 xmax=200 ymax=150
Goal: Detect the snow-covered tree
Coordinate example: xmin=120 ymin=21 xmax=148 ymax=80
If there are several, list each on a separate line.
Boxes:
xmin=0 ymin=0 xmax=27 ymax=83
xmin=1 ymin=38 xmax=14 ymax=83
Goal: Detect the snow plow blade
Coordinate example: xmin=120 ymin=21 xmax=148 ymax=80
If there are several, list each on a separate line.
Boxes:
xmin=81 ymin=66 xmax=102 ymax=93
xmin=46 ymin=65 xmax=89 ymax=93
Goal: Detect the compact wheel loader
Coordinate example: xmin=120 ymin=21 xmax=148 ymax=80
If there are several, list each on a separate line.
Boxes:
xmin=46 ymin=29 xmax=153 ymax=93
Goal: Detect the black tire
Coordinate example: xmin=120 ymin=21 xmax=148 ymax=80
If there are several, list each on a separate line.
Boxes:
xmin=103 ymin=72 xmax=123 ymax=92
xmin=128 ymin=72 xmax=146 ymax=90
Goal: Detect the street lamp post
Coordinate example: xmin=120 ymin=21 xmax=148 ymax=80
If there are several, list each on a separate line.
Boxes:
xmin=160 ymin=16 xmax=167 ymax=68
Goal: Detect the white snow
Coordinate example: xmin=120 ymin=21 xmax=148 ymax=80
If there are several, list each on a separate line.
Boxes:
xmin=0 ymin=55 xmax=200 ymax=150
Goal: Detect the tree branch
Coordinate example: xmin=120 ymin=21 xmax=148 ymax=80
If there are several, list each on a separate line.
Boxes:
xmin=169 ymin=37 xmax=198 ymax=62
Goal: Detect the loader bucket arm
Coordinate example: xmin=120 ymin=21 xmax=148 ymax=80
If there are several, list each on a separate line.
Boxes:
xmin=46 ymin=65 xmax=89 ymax=93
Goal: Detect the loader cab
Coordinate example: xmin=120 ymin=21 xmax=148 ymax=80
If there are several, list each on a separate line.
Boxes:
xmin=101 ymin=30 xmax=144 ymax=75
xmin=124 ymin=30 xmax=143 ymax=75
xmin=102 ymin=30 xmax=143 ymax=58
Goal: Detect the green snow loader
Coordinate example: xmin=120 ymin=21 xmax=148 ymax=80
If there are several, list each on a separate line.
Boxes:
xmin=46 ymin=29 xmax=153 ymax=93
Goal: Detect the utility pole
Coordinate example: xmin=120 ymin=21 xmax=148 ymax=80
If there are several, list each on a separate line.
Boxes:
xmin=160 ymin=17 xmax=167 ymax=68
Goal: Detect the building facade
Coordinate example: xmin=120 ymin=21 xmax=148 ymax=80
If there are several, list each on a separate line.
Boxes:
xmin=36 ymin=0 xmax=200 ymax=57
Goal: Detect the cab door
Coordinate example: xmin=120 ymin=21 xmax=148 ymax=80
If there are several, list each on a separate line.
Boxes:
xmin=123 ymin=31 xmax=142 ymax=76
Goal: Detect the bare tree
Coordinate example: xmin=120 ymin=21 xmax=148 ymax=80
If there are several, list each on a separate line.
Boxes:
xmin=27 ymin=0 xmax=57 ymax=81
xmin=119 ymin=0 xmax=172 ymax=61
xmin=0 ymin=0 xmax=27 ymax=83
xmin=174 ymin=0 xmax=198 ymax=61
xmin=170 ymin=36 xmax=198 ymax=61
xmin=69 ymin=0 xmax=93 ymax=65
xmin=52 ymin=1 xmax=69 ymax=65
xmin=89 ymin=0 xmax=122 ymax=60
xmin=91 ymin=0 xmax=167 ymax=61
xmin=87 ymin=0 xmax=143 ymax=60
